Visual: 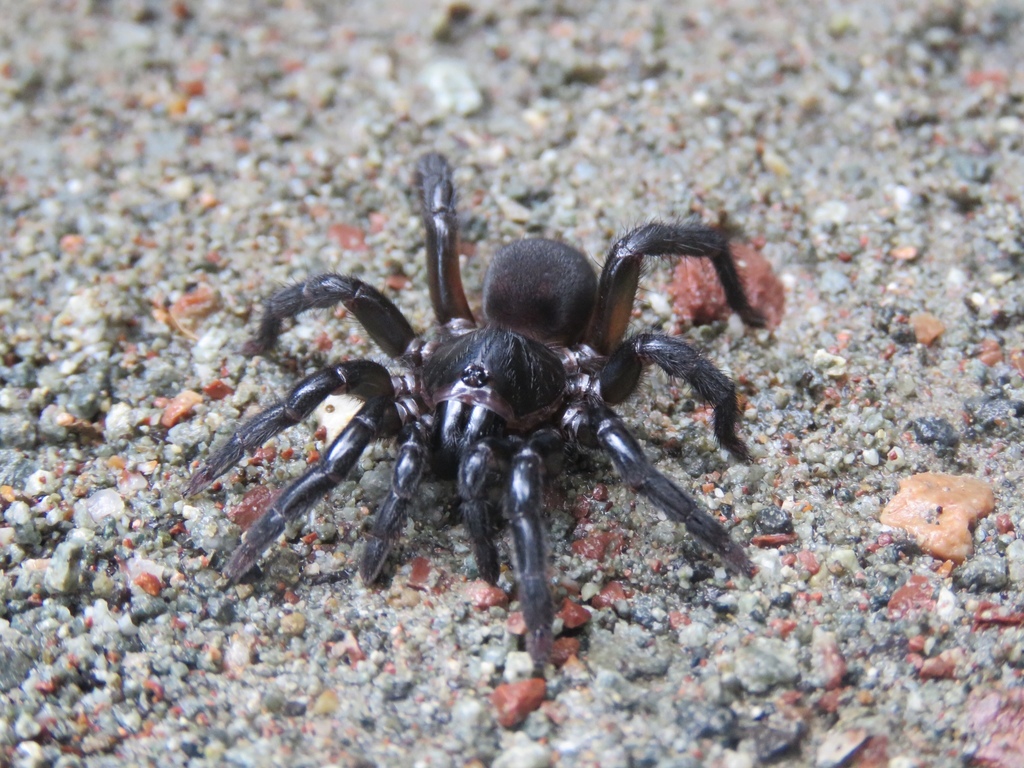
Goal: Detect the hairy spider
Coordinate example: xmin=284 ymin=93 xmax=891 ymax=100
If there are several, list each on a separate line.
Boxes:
xmin=185 ymin=153 xmax=766 ymax=664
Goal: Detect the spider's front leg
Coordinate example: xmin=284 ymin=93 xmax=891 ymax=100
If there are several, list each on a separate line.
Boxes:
xmin=184 ymin=360 xmax=394 ymax=497
xmin=600 ymin=333 xmax=750 ymax=460
xmin=224 ymin=396 xmax=401 ymax=582
xmin=360 ymin=421 xmax=429 ymax=584
xmin=505 ymin=429 xmax=564 ymax=666
xmin=457 ymin=438 xmax=513 ymax=585
xmin=586 ymin=220 xmax=767 ymax=355
xmin=580 ymin=398 xmax=753 ymax=577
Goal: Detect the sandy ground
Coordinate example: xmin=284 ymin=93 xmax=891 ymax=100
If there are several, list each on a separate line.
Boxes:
xmin=2 ymin=1 xmax=1024 ymax=766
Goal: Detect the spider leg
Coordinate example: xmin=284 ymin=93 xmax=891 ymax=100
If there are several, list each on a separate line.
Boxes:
xmin=586 ymin=219 xmax=766 ymax=354
xmin=506 ymin=428 xmax=563 ymax=665
xmin=582 ymin=398 xmax=753 ymax=577
xmin=243 ymin=273 xmax=416 ymax=357
xmin=416 ymin=153 xmax=475 ymax=326
xmin=359 ymin=421 xmax=429 ymax=584
xmin=599 ymin=333 xmax=750 ymax=460
xmin=457 ymin=437 xmax=513 ymax=584
xmin=223 ymin=395 xmax=400 ymax=582
xmin=184 ymin=360 xmax=395 ymax=497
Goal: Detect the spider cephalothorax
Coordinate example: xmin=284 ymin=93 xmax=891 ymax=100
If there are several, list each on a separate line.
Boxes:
xmin=185 ymin=153 xmax=766 ymax=664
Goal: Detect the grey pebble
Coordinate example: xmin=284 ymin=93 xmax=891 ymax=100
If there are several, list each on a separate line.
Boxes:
xmin=734 ymin=638 xmax=800 ymax=693
xmin=954 ymin=555 xmax=1009 ymax=592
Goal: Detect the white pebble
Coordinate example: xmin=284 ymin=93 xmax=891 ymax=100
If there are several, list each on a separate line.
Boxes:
xmin=85 ymin=488 xmax=125 ymax=523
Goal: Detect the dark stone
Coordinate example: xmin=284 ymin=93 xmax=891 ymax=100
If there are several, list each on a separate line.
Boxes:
xmin=910 ymin=417 xmax=960 ymax=454
xmin=754 ymin=506 xmax=794 ymax=536
xmin=283 ymin=699 xmax=308 ymax=716
xmin=753 ymin=721 xmax=808 ymax=763
xmin=382 ymin=678 xmax=414 ymax=701
xmin=964 ymin=392 xmax=1024 ymax=431
xmin=672 ymin=700 xmax=739 ymax=745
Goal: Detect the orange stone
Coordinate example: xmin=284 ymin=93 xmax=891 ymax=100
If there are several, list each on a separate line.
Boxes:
xmin=880 ymin=473 xmax=995 ymax=563
xmin=909 ymin=312 xmax=945 ymax=345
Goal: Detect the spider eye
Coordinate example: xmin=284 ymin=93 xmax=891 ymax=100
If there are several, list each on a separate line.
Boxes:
xmin=482 ymin=239 xmax=597 ymax=345
xmin=460 ymin=364 xmax=489 ymax=387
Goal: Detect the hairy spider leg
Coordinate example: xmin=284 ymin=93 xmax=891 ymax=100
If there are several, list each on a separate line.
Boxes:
xmin=184 ymin=360 xmax=395 ymax=497
xmin=360 ymin=421 xmax=430 ymax=584
xmin=416 ymin=153 xmax=475 ymax=326
xmin=583 ymin=398 xmax=754 ymax=578
xmin=243 ymin=273 xmax=417 ymax=357
xmin=586 ymin=220 xmax=767 ymax=355
xmin=506 ymin=428 xmax=564 ymax=666
xmin=457 ymin=438 xmax=513 ymax=585
xmin=223 ymin=395 xmax=400 ymax=582
xmin=599 ymin=333 xmax=750 ymax=460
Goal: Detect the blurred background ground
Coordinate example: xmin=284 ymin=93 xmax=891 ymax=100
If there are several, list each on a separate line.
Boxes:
xmin=1 ymin=1 xmax=1023 ymax=766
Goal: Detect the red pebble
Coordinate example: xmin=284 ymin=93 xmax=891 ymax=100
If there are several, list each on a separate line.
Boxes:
xmin=506 ymin=611 xmax=527 ymax=635
xmin=160 ymin=390 xmax=203 ymax=428
xmin=408 ymin=557 xmax=431 ymax=588
xmin=134 ymin=572 xmax=162 ymax=597
xmin=328 ymin=223 xmax=368 ymax=251
xmin=557 ymin=598 xmax=591 ymax=629
xmin=550 ymin=637 xmax=581 ymax=667
xmin=491 ymin=679 xmax=546 ymax=727
xmin=465 ymin=580 xmax=509 ymax=610
xmin=202 ymin=379 xmax=234 ymax=400
xmin=669 ymin=242 xmax=785 ymax=329
xmin=887 ymin=574 xmax=935 ymax=620
xmin=571 ymin=531 xmax=624 ymax=561
xmin=590 ymin=581 xmax=630 ymax=609
xmin=226 ymin=486 xmax=279 ymax=531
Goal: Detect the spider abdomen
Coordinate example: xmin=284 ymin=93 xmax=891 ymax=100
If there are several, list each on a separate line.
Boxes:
xmin=482 ymin=238 xmax=597 ymax=345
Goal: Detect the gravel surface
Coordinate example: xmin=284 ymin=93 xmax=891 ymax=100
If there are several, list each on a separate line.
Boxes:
xmin=2 ymin=1 xmax=1024 ymax=766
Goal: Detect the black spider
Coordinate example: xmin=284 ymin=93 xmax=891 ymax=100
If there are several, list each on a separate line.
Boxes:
xmin=185 ymin=153 xmax=766 ymax=665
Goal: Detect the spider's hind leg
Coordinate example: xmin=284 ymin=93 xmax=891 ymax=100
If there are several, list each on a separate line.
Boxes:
xmin=586 ymin=219 xmax=766 ymax=354
xmin=582 ymin=398 xmax=753 ymax=578
xmin=244 ymin=273 xmax=416 ymax=358
xmin=599 ymin=333 xmax=750 ymax=460
xmin=223 ymin=395 xmax=400 ymax=582
xmin=416 ymin=153 xmax=475 ymax=327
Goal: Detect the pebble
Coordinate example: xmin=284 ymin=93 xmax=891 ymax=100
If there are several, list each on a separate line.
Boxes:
xmin=493 ymin=737 xmax=550 ymax=768
xmin=420 ymin=60 xmax=483 ymax=116
xmin=82 ymin=488 xmax=125 ymax=526
xmin=734 ymin=638 xmax=800 ymax=693
xmin=909 ymin=417 xmax=960 ymax=454
xmin=503 ymin=651 xmax=536 ymax=683
xmin=812 ymin=349 xmax=847 ymax=377
xmin=491 ymin=679 xmax=546 ymax=728
xmin=909 ymin=312 xmax=945 ymax=345
xmin=954 ymin=555 xmax=1008 ymax=592
xmin=44 ymin=540 xmax=83 ymax=594
xmin=1006 ymin=540 xmax=1024 ymax=584
xmin=815 ymin=728 xmax=869 ymax=768
xmin=880 ymin=473 xmax=995 ymax=563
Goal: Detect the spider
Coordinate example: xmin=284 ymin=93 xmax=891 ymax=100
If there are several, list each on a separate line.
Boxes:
xmin=184 ymin=153 xmax=767 ymax=664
